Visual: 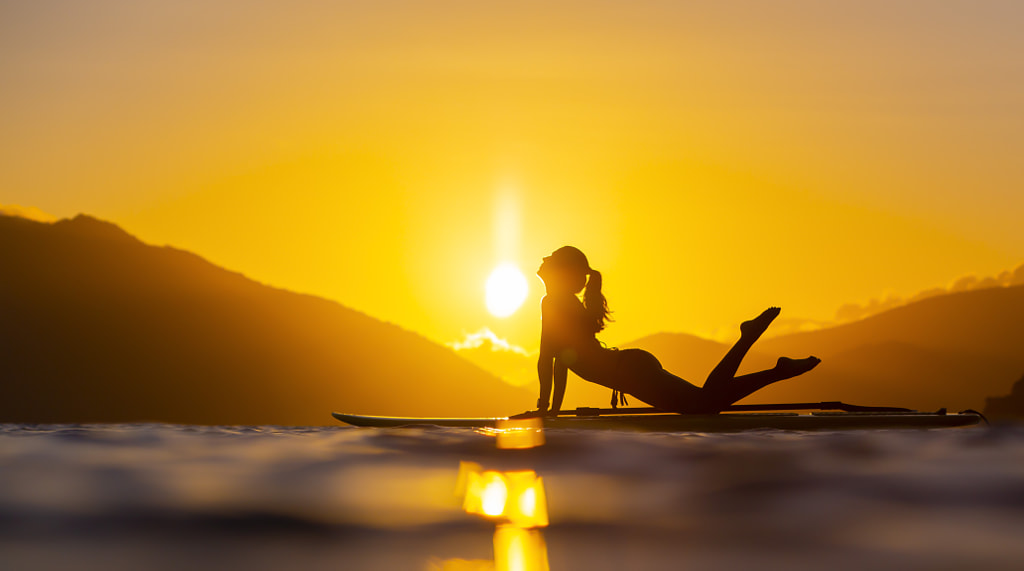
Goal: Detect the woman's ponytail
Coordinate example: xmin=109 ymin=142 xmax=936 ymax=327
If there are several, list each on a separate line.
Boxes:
xmin=583 ymin=269 xmax=612 ymax=333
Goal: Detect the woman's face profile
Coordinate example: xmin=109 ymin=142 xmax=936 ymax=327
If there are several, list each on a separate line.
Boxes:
xmin=537 ymin=255 xmax=553 ymax=278
xmin=538 ymin=253 xmax=585 ymax=294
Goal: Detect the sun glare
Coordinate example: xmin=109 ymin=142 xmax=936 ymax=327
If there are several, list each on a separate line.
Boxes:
xmin=486 ymin=264 xmax=529 ymax=318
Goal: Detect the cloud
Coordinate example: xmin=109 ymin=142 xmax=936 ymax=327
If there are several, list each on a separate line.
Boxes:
xmin=448 ymin=328 xmax=530 ymax=355
xmin=448 ymin=328 xmax=534 ymax=387
xmin=835 ymin=262 xmax=1024 ymax=323
xmin=0 ymin=204 xmax=57 ymax=223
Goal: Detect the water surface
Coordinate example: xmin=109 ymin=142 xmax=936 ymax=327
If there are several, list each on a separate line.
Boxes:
xmin=2 ymin=423 xmax=1022 ymax=570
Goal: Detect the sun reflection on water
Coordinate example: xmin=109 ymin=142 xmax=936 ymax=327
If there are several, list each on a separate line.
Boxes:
xmin=475 ymin=417 xmax=545 ymax=450
xmin=459 ymin=464 xmax=549 ymax=529
xmin=434 ymin=418 xmax=551 ymax=570
xmin=480 ymin=471 xmax=508 ymax=517
xmin=493 ymin=525 xmax=550 ymax=571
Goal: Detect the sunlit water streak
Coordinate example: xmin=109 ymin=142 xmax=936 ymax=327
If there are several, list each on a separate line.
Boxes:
xmin=2 ymin=423 xmax=1023 ymax=570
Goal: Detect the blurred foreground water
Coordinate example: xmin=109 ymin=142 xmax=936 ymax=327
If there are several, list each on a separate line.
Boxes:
xmin=2 ymin=422 xmax=1023 ymax=570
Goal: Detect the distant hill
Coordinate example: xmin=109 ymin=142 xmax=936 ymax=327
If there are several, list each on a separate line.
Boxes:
xmin=985 ymin=374 xmax=1024 ymax=419
xmin=0 ymin=214 xmax=532 ymax=425
xmin=631 ymin=286 xmax=1024 ymax=412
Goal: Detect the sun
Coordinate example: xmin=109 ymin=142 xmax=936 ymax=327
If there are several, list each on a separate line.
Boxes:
xmin=485 ymin=264 xmax=529 ymax=318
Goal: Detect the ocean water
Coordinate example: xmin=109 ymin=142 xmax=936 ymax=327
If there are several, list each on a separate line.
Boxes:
xmin=2 ymin=422 xmax=1023 ymax=571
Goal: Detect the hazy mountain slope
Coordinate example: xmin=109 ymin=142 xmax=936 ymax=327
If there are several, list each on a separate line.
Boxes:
xmin=626 ymin=287 xmax=1024 ymax=412
xmin=986 ymin=374 xmax=1024 ymax=418
xmin=753 ymin=286 xmax=1024 ymax=410
xmin=759 ymin=286 xmax=1024 ymax=362
xmin=0 ymin=214 xmax=531 ymax=424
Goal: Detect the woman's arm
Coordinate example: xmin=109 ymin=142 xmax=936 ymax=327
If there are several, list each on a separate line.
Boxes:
xmin=537 ymin=295 xmax=559 ymax=412
xmin=536 ymin=355 xmax=553 ymax=412
xmin=552 ymin=358 xmax=567 ymax=413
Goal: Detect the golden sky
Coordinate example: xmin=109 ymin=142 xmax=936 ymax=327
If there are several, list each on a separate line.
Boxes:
xmin=3 ymin=1 xmax=1022 ymax=350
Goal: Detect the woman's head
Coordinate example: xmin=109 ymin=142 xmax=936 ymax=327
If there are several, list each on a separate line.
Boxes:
xmin=538 ymin=246 xmax=611 ymax=332
xmin=546 ymin=246 xmax=590 ymax=274
xmin=538 ymin=246 xmax=591 ymax=292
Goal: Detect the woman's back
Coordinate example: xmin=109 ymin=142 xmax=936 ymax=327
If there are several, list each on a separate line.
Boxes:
xmin=540 ymin=293 xmax=618 ymax=382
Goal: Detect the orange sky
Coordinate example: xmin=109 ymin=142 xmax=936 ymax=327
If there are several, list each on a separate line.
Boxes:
xmin=3 ymin=1 xmax=1022 ymax=351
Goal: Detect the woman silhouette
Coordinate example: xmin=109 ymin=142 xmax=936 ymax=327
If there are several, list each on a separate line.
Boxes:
xmin=536 ymin=246 xmax=820 ymax=414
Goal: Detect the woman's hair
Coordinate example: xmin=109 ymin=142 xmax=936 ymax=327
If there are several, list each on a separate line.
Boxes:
xmin=548 ymin=246 xmax=612 ymax=333
xmin=582 ymin=268 xmax=612 ymax=333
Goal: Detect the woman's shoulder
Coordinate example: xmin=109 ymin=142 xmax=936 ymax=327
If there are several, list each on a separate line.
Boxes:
xmin=542 ymin=293 xmax=582 ymax=310
xmin=542 ymin=295 xmax=587 ymax=326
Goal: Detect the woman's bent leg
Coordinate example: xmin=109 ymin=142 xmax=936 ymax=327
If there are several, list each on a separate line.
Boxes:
xmin=702 ymin=356 xmax=821 ymax=412
xmin=705 ymin=307 xmax=780 ymax=391
xmin=614 ymin=345 xmax=819 ymax=415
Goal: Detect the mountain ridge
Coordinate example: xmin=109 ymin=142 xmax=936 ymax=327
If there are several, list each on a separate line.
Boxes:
xmin=0 ymin=213 xmax=532 ymax=424
xmin=4 ymin=212 xmax=1021 ymax=421
xmin=627 ymin=285 xmax=1024 ymax=413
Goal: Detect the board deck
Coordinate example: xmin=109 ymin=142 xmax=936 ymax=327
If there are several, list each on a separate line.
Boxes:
xmin=331 ymin=409 xmax=982 ymax=432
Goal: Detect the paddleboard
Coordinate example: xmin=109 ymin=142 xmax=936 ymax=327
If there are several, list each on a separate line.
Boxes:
xmin=331 ymin=409 xmax=982 ymax=432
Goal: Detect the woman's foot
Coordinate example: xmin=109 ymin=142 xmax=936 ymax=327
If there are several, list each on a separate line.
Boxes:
xmin=740 ymin=307 xmax=781 ymax=341
xmin=775 ymin=356 xmax=821 ymax=377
